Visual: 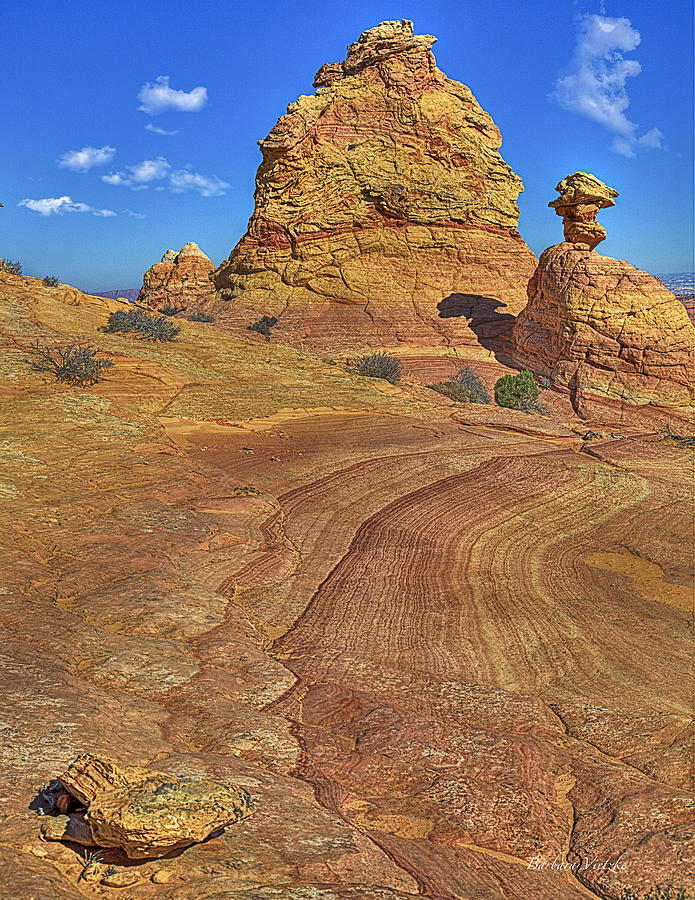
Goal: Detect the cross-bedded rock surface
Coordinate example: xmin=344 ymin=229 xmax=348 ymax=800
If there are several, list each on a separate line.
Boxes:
xmin=139 ymin=242 xmax=214 ymax=310
xmin=212 ymin=20 xmax=537 ymax=351
xmin=511 ymin=242 xmax=695 ymax=414
xmin=0 ymin=270 xmax=693 ymax=899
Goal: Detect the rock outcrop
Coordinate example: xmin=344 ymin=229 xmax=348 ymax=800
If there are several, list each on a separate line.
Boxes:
xmin=57 ymin=754 xmax=252 ymax=859
xmin=549 ymin=171 xmax=618 ymax=250
xmin=2 ymin=271 xmax=693 ymax=899
xmin=138 ymin=242 xmax=213 ymax=309
xmin=511 ymin=176 xmax=695 ymax=411
xmin=213 ymin=20 xmax=537 ymax=350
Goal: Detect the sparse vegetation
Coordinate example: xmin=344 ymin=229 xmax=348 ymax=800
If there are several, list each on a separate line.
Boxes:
xmin=494 ymin=369 xmax=542 ymax=412
xmin=42 ymin=274 xmax=60 ymax=287
xmin=540 ymin=374 xmax=553 ymax=389
xmin=188 ymin=311 xmax=215 ymax=323
xmin=248 ymin=315 xmax=278 ymax=340
xmin=27 ymin=341 xmax=114 ymax=385
xmin=0 ymin=259 xmax=23 ymax=275
xmin=105 ymin=307 xmax=180 ymax=342
xmin=160 ymin=304 xmax=184 ymax=316
xmin=621 ymin=884 xmax=689 ymax=900
xmin=350 ymin=351 xmax=402 ymax=384
xmin=78 ymin=850 xmax=103 ymax=882
xmin=429 ymin=365 xmax=491 ymax=404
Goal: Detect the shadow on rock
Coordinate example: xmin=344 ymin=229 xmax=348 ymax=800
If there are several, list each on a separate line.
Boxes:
xmin=438 ymin=293 xmax=516 ymax=354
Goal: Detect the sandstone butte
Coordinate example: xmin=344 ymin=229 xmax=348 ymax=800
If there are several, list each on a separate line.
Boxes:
xmin=1 ymin=263 xmax=693 ymax=900
xmin=209 ymin=20 xmax=538 ymax=351
xmin=511 ymin=173 xmax=695 ymax=414
xmin=138 ymin=242 xmax=214 ymax=310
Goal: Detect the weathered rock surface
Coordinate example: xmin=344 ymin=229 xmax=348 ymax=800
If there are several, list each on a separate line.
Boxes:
xmin=56 ymin=753 xmax=252 ymax=858
xmin=40 ymin=813 xmax=96 ymax=847
xmin=213 ymin=20 xmax=537 ymax=351
xmin=511 ymin=242 xmax=695 ymax=412
xmin=0 ymin=267 xmax=692 ymax=898
xmin=138 ymin=242 xmax=213 ymax=310
xmin=59 ymin=754 xmax=148 ymax=805
xmin=87 ymin=771 xmax=251 ymax=858
xmin=549 ymin=171 xmax=618 ymax=250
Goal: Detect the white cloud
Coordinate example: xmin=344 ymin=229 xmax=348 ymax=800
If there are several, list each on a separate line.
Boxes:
xmin=168 ymin=169 xmax=230 ymax=197
xmin=551 ymin=13 xmax=663 ymax=157
xmin=101 ymin=156 xmax=171 ymax=189
xmin=19 ymin=196 xmax=116 ymax=217
xmin=102 ymin=157 xmax=229 ymax=197
xmin=130 ymin=157 xmax=171 ymax=183
xmin=58 ymin=145 xmax=116 ymax=172
xmin=137 ymin=76 xmax=208 ymax=115
xmin=101 ymin=173 xmax=130 ymax=186
xmin=145 ymin=123 xmax=179 ymax=136
xmin=123 ymin=209 xmax=146 ymax=219
xmin=611 ymin=127 xmax=663 ymax=158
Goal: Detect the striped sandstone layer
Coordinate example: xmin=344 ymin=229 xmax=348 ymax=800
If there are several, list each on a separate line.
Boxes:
xmin=138 ymin=242 xmax=214 ymax=310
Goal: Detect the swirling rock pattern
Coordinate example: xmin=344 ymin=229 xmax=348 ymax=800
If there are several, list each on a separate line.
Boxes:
xmin=0 ymin=269 xmax=692 ymax=898
xmin=212 ymin=20 xmax=537 ymax=351
xmin=512 ymin=242 xmax=695 ymax=413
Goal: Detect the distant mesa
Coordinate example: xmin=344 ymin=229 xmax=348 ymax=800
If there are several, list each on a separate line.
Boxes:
xmin=511 ymin=173 xmax=695 ymax=413
xmin=211 ymin=19 xmax=537 ymax=350
xmin=139 ymin=241 xmax=214 ymax=310
xmin=91 ymin=288 xmax=140 ymax=302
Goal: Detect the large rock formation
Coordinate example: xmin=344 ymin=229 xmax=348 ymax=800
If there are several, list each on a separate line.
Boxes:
xmin=213 ymin=20 xmax=537 ymax=350
xmin=139 ymin=241 xmax=213 ymax=310
xmin=512 ymin=175 xmax=695 ymax=412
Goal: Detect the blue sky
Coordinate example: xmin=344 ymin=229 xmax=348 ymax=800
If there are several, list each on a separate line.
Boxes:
xmin=3 ymin=0 xmax=693 ymax=290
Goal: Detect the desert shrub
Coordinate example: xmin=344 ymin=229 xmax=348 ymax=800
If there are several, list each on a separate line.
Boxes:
xmin=42 ymin=274 xmax=60 ymax=287
xmin=621 ymin=885 xmax=689 ymax=900
xmin=430 ymin=365 xmax=490 ymax=404
xmin=351 ymin=351 xmax=402 ymax=384
xmin=188 ymin=311 xmax=215 ymax=322
xmin=105 ymin=308 xmax=180 ymax=342
xmin=27 ymin=341 xmax=114 ymax=385
xmin=248 ymin=315 xmax=278 ymax=339
xmin=160 ymin=304 xmax=184 ymax=316
xmin=0 ymin=259 xmax=23 ymax=275
xmin=494 ymin=370 xmax=541 ymax=412
xmin=540 ymin=374 xmax=553 ymax=389
xmin=232 ymin=486 xmax=261 ymax=496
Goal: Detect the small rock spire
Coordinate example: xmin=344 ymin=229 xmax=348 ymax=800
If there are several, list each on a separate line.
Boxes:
xmin=549 ymin=172 xmax=618 ymax=250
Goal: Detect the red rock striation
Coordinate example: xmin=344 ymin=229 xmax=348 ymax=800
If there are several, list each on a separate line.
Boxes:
xmin=213 ymin=20 xmax=537 ymax=351
xmin=138 ymin=242 xmax=214 ymax=310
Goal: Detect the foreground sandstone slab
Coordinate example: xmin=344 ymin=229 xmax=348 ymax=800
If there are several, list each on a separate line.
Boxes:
xmin=0 ymin=270 xmax=692 ymax=899
xmin=213 ymin=19 xmax=537 ymax=350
